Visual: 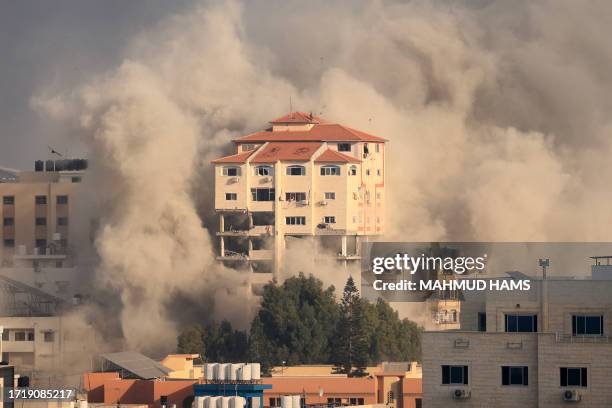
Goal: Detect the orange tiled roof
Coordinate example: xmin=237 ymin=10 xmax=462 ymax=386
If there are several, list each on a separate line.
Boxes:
xmin=269 ymin=111 xmax=324 ymax=124
xmin=315 ymin=149 xmax=361 ymax=163
xmin=236 ymin=123 xmax=386 ymax=143
xmin=211 ymin=150 xmax=254 ymax=164
xmin=251 ymin=142 xmax=322 ymax=163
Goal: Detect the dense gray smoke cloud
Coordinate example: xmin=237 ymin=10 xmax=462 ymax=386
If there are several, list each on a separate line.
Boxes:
xmin=30 ymin=0 xmax=612 ymax=351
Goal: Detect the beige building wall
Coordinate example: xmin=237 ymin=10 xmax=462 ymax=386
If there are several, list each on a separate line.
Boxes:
xmin=0 ymin=172 xmax=82 ymax=264
xmin=0 ymin=315 xmax=97 ymax=375
xmin=424 ymin=278 xmax=612 ymax=407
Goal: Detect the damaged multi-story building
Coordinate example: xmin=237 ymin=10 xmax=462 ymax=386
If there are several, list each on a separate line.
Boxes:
xmin=212 ymin=112 xmax=387 ymax=290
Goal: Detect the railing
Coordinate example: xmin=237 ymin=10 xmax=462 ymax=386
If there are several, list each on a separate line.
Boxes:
xmin=555 ymin=333 xmax=612 ymax=343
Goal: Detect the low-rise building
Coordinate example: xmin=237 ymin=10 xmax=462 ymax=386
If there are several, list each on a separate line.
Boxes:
xmin=423 ymin=260 xmax=612 ymax=407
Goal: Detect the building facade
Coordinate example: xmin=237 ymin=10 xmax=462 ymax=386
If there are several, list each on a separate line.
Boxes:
xmin=423 ymin=264 xmax=612 ymax=407
xmin=212 ymin=112 xmax=387 ymax=288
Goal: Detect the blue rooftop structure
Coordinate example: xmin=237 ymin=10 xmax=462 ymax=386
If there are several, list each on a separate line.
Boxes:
xmin=193 ymin=383 xmax=272 ymax=408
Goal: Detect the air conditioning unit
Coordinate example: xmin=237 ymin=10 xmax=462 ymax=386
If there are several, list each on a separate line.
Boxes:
xmin=229 ymin=177 xmax=239 ymax=183
xmin=563 ymin=390 xmax=581 ymax=402
xmin=319 ymin=200 xmax=328 ymax=206
xmin=452 ymin=389 xmax=471 ymax=400
xmin=298 ymin=200 xmax=309 ymax=206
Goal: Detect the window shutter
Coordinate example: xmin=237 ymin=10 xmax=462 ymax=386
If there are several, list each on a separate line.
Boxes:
xmin=501 ymin=367 xmax=509 ymax=385
xmin=524 ymin=367 xmax=528 ymax=386
xmin=560 ymin=368 xmax=567 ymax=387
xmin=442 ymin=366 xmax=450 ymax=384
xmin=463 ymin=366 xmax=469 ymax=385
xmin=581 ymin=368 xmax=587 ymax=387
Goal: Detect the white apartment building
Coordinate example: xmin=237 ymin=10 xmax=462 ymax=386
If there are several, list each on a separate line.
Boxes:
xmin=212 ymin=112 xmax=387 ymax=288
xmin=423 ymin=261 xmax=612 ymax=407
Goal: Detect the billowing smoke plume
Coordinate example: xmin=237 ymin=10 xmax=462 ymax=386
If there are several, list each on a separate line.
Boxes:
xmin=33 ymin=0 xmax=612 ymax=351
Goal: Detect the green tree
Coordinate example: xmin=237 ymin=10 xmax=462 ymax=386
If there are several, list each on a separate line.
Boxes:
xmin=177 ymin=324 xmax=205 ymax=356
xmin=251 ymin=273 xmax=339 ymax=369
xmin=333 ymin=277 xmax=369 ymax=377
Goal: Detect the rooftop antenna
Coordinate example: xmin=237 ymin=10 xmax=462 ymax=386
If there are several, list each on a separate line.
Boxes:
xmin=289 ymin=96 xmax=293 ymax=116
xmin=538 ymin=258 xmax=549 ymax=280
xmin=47 ymin=146 xmax=63 ymax=157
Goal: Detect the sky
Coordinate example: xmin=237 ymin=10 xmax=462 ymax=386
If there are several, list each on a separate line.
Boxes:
xmin=0 ymin=0 xmax=194 ymax=168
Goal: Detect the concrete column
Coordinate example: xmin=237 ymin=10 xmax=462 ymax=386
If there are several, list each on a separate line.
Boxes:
xmin=219 ymin=213 xmax=225 ymax=232
xmin=341 ymin=235 xmax=347 ymax=256
xmin=273 ymin=160 xmax=283 ymax=279
xmin=248 ymin=238 xmax=253 ymax=256
xmin=248 ymin=213 xmax=254 ymax=229
xmin=220 ymin=237 xmax=225 ymax=256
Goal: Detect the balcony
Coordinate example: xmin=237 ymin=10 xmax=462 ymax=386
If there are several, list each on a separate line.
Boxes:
xmin=249 ymin=249 xmax=273 ymax=261
xmin=216 ymin=250 xmax=248 ymax=262
xmin=2 ymin=340 xmax=35 ymax=353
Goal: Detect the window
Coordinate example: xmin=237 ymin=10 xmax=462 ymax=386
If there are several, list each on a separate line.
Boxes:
xmin=44 ymin=331 xmax=55 ymax=342
xmin=327 ymin=398 xmax=341 ymax=406
xmin=324 ymin=216 xmax=336 ymax=224
xmin=14 ymin=331 xmax=34 ymax=342
xmin=251 ymin=188 xmax=275 ymax=201
xmin=3 ymin=239 xmax=14 ymax=248
xmin=286 ymin=165 xmax=306 ymax=176
xmin=35 ymin=239 xmax=47 ymax=249
xmin=1 ymin=330 xmax=8 ymax=341
xmin=441 ymin=365 xmax=468 ymax=385
xmin=35 ymin=217 xmax=47 ymax=226
xmin=225 ymin=193 xmax=237 ymax=201
xmin=377 ymin=169 xmax=381 ymax=176
xmin=572 ymin=315 xmax=603 ymax=336
xmin=3 ymin=217 xmax=14 ymax=226
xmin=321 ymin=165 xmax=340 ymax=176
xmin=376 ymin=192 xmax=382 ymax=199
xmin=269 ymin=398 xmax=281 ymax=407
xmin=285 ymin=192 xmax=306 ymax=202
xmin=3 ymin=196 xmax=14 ymax=205
xmin=502 ymin=366 xmax=528 ymax=386
xmin=286 ymin=216 xmax=306 ymax=225
xmin=348 ymin=398 xmax=363 ymax=406
xmin=71 ymin=176 xmax=82 ymax=183
xmin=478 ymin=313 xmax=487 ymax=332
xmin=337 ymin=143 xmax=351 ymax=152
xmin=35 ymin=195 xmax=47 ymax=205
xmin=222 ymin=166 xmax=241 ymax=177
xmin=324 ymin=192 xmax=336 ymax=200
xmin=364 ymin=143 xmax=370 ymax=155
xmin=415 ymin=399 xmax=422 ymax=408
xmin=375 ymin=144 xmax=380 ymax=153
xmin=242 ymin=144 xmax=256 ymax=152
xmin=56 ymin=195 xmax=68 ymax=205
xmin=349 ymin=166 xmax=357 ymax=176
xmin=386 ymin=391 xmax=394 ymax=403
xmin=505 ymin=314 xmax=537 ymax=332
xmin=352 ymin=216 xmax=357 ymax=223
xmin=254 ymin=166 xmax=273 ymax=176
xmin=560 ymin=367 xmax=587 ymax=387
xmin=366 ymin=169 xmax=371 ymax=176
xmin=57 ymin=217 xmax=68 ymax=226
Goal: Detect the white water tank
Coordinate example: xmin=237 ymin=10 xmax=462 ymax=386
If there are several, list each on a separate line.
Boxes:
xmin=251 ymin=363 xmax=261 ymax=380
xmin=78 ymin=400 xmax=88 ymax=408
xmin=218 ymin=397 xmax=231 ymax=408
xmin=281 ymin=396 xmax=293 ymax=408
xmin=216 ymin=363 xmax=228 ymax=381
xmin=230 ymin=363 xmax=243 ymax=381
xmin=230 ymin=397 xmax=246 ymax=408
xmin=206 ymin=397 xmax=220 ymax=408
xmin=292 ymin=396 xmax=301 ymax=408
xmin=195 ymin=397 xmax=206 ymax=408
xmin=205 ymin=363 xmax=217 ymax=380
xmin=239 ymin=364 xmax=252 ymax=381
